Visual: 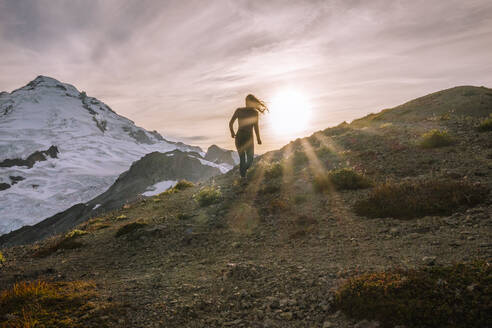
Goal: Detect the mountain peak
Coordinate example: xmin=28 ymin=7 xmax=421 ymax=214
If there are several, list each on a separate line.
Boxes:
xmin=8 ymin=75 xmax=79 ymax=97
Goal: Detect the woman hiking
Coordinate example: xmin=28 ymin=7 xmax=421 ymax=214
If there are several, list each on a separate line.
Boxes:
xmin=229 ymin=94 xmax=268 ymax=178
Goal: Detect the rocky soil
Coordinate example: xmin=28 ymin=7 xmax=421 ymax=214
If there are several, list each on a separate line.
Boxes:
xmin=1 ymin=103 xmax=491 ymax=327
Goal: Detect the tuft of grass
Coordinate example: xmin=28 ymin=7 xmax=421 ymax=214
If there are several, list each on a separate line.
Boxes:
xmin=115 ymin=214 xmax=129 ymax=220
xmin=354 ymin=179 xmax=488 ymax=219
xmin=159 ymin=180 xmax=195 ymax=197
xmin=0 ymin=279 xmax=116 ymax=327
xmin=194 ymin=185 xmax=222 ymax=207
xmin=477 ymin=114 xmax=492 ymax=132
xmin=419 ymin=129 xmax=454 ymax=148
xmin=65 ymin=229 xmax=88 ymax=239
xmin=334 ymin=261 xmax=491 ymax=328
xmin=32 ymin=229 xmax=87 ymax=258
xmin=313 ymin=168 xmax=372 ymax=192
xmin=174 ymin=179 xmax=194 ymax=190
xmin=328 ymin=168 xmax=372 ymax=190
xmin=115 ymin=222 xmax=147 ymax=238
xmin=0 ymin=251 xmax=5 ymax=264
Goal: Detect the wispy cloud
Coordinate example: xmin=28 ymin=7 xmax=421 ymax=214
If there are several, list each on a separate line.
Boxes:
xmin=1 ymin=0 xmax=491 ymax=151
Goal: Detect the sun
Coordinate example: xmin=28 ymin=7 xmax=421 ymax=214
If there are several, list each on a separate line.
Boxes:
xmin=267 ymin=90 xmax=312 ymax=136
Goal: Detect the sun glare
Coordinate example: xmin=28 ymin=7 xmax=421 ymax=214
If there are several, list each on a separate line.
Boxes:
xmin=267 ymin=90 xmax=312 ymax=137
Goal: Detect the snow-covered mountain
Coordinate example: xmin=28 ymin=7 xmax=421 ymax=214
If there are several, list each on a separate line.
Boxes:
xmin=0 ymin=76 xmax=231 ymax=235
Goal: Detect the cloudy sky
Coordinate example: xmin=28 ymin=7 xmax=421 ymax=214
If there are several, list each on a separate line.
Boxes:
xmin=1 ymin=0 xmax=491 ymax=152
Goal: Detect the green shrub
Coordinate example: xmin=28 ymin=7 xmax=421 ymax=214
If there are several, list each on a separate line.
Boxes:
xmin=419 ymin=129 xmax=454 ymax=148
xmin=328 ymin=168 xmax=372 ymax=190
xmin=313 ymin=168 xmax=372 ymax=192
xmin=334 ymin=261 xmax=491 ymax=328
xmin=174 ymin=179 xmax=194 ymax=190
xmin=115 ymin=222 xmax=147 ymax=237
xmin=354 ymin=179 xmax=488 ymax=219
xmin=194 ymin=186 xmax=222 ymax=207
xmin=263 ymin=162 xmax=283 ymax=181
xmin=0 ymin=251 xmax=5 ymax=264
xmin=477 ymin=114 xmax=492 ymax=132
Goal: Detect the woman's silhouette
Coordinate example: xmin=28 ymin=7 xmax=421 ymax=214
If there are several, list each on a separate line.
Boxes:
xmin=229 ymin=94 xmax=267 ymax=177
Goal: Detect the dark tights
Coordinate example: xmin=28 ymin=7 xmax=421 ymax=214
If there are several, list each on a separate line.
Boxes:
xmin=238 ymin=145 xmax=254 ymax=177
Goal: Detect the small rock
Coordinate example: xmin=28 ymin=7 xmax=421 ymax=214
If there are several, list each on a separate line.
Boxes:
xmin=422 ymin=256 xmax=437 ymax=266
xmin=323 ymin=321 xmax=334 ymax=328
xmin=354 ymin=319 xmax=380 ymax=328
xmin=224 ymin=319 xmax=242 ymax=326
xmin=268 ymin=298 xmax=280 ymax=310
xmin=389 ymin=227 xmax=400 ymax=235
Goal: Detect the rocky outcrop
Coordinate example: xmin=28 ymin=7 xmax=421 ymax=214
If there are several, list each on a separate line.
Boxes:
xmin=0 ymin=146 xmax=59 ymax=168
xmin=205 ymin=145 xmax=238 ymax=166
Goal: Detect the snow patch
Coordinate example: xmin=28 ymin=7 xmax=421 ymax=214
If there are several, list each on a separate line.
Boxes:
xmin=187 ymin=154 xmax=232 ymax=174
xmin=142 ymin=180 xmax=177 ymax=196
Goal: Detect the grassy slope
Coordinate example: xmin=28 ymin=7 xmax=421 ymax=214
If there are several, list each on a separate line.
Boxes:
xmin=351 ymin=85 xmax=492 ymax=126
xmin=1 ymin=86 xmax=491 ymax=327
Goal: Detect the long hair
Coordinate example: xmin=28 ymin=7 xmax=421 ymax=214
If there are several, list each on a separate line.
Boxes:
xmin=246 ymin=94 xmax=268 ymax=113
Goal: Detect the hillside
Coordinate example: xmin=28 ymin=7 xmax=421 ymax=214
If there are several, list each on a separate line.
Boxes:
xmin=352 ymin=85 xmax=492 ymax=126
xmin=0 ymin=86 xmax=491 ymax=327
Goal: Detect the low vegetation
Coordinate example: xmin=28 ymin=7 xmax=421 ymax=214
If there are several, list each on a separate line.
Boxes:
xmin=334 ymin=261 xmax=491 ymax=328
xmin=418 ymin=129 xmax=454 ymax=148
xmin=115 ymin=221 xmax=147 ymax=238
xmin=158 ymin=179 xmax=195 ymax=196
xmin=80 ymin=217 xmax=111 ymax=231
xmin=263 ymin=162 xmax=283 ymax=181
xmin=0 ymin=279 xmax=114 ymax=327
xmin=313 ymin=168 xmax=372 ymax=192
xmin=315 ymin=146 xmax=335 ymax=158
xmin=477 ymin=114 xmax=492 ymax=131
xmin=65 ymin=229 xmax=88 ymax=239
xmin=32 ymin=229 xmax=88 ymax=258
xmin=194 ymin=185 xmax=222 ymax=207
xmin=173 ymin=179 xmax=194 ymax=190
xmin=292 ymin=151 xmax=308 ymax=167
xmin=354 ymin=179 xmax=488 ymax=219
xmin=0 ymin=251 xmax=5 ymax=264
